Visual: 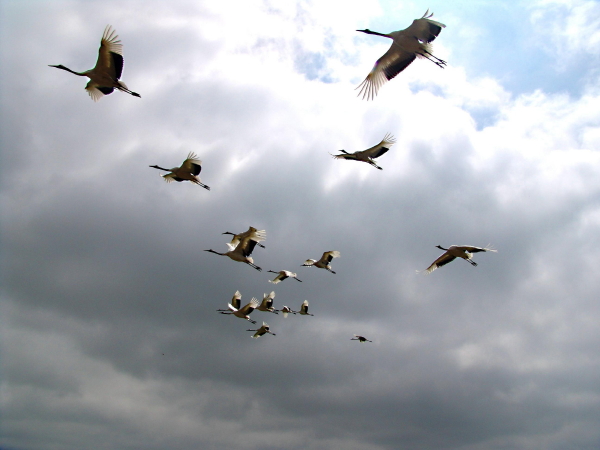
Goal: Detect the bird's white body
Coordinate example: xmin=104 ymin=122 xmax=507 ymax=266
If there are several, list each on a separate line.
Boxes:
xmin=424 ymin=245 xmax=497 ymax=274
xmin=332 ymin=134 xmax=396 ymax=170
xmin=356 ymin=10 xmax=446 ymax=100
xmin=257 ymin=291 xmax=277 ymax=313
xmin=268 ymin=270 xmax=302 ymax=284
xmin=49 ymin=25 xmax=140 ymax=101
xmin=150 ymin=152 xmax=210 ymax=190
xmin=303 ymin=251 xmax=340 ymax=274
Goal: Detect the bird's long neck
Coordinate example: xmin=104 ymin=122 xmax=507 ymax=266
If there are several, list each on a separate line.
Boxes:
xmin=437 ymin=245 xmax=448 ymax=251
xmin=222 ymin=232 xmax=234 ymax=236
xmin=150 ymin=165 xmax=170 ymax=172
xmin=49 ymin=65 xmax=86 ymax=76
xmin=357 ymin=29 xmax=391 ymax=38
xmin=205 ymin=249 xmax=225 ymax=256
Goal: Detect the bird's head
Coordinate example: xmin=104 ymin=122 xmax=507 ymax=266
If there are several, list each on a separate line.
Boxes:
xmin=436 ymin=245 xmax=447 ymax=250
xmin=222 ymin=232 xmax=234 ymax=236
xmin=356 ymin=29 xmax=371 ymax=34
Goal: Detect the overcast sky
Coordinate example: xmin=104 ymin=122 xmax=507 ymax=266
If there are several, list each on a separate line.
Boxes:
xmin=2 ymin=0 xmax=600 ymax=448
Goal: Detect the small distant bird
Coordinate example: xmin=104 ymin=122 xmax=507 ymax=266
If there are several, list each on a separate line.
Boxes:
xmin=217 ymin=290 xmax=241 ymax=312
xmin=424 ymin=245 xmax=497 ymax=274
xmin=218 ymin=297 xmax=259 ymax=324
xmin=303 ymin=251 xmax=340 ymax=274
xmin=256 ymin=291 xmax=278 ymax=314
xmin=49 ymin=25 xmax=140 ymax=101
xmin=356 ymin=10 xmax=446 ymax=100
xmin=149 ymin=152 xmax=210 ymax=190
xmin=268 ymin=270 xmax=302 ymax=284
xmin=205 ymin=233 xmax=263 ymax=271
xmin=223 ymin=227 xmax=266 ymax=250
xmin=246 ymin=322 xmax=276 ymax=338
xmin=278 ymin=306 xmax=296 ymax=318
xmin=351 ymin=335 xmax=372 ymax=343
xmin=331 ymin=134 xmax=396 ymax=170
xmin=297 ymin=300 xmax=313 ymax=316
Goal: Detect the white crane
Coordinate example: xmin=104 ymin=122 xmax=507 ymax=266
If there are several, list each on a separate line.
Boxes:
xmin=297 ymin=300 xmax=313 ymax=316
xmin=149 ymin=152 xmax=210 ymax=190
xmin=223 ymin=227 xmax=266 ymax=250
xmin=356 ymin=10 xmax=446 ymax=100
xmin=205 ymin=233 xmax=263 ymax=271
xmin=256 ymin=291 xmax=278 ymax=314
xmin=268 ymin=270 xmax=302 ymax=284
xmin=246 ymin=322 xmax=276 ymax=338
xmin=351 ymin=335 xmax=372 ymax=343
xmin=278 ymin=306 xmax=296 ymax=318
xmin=331 ymin=134 xmax=396 ymax=170
xmin=302 ymin=251 xmax=340 ymax=274
xmin=49 ymin=25 xmax=140 ymax=101
xmin=216 ymin=290 xmax=241 ymax=312
xmin=218 ymin=297 xmax=259 ymax=324
xmin=424 ymin=245 xmax=497 ymax=274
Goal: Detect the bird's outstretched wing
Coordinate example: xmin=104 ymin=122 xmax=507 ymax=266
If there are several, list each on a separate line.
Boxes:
xmin=424 ymin=253 xmax=456 ymax=274
xmin=403 ymin=10 xmax=446 ymax=43
xmin=456 ymin=245 xmax=497 ymax=254
xmin=181 ymin=152 xmax=202 ymax=174
xmin=95 ymin=25 xmax=124 ymax=79
xmin=320 ymin=251 xmax=340 ymax=264
xmin=356 ymin=133 xmax=396 ymax=159
xmin=356 ymin=47 xmax=416 ymax=101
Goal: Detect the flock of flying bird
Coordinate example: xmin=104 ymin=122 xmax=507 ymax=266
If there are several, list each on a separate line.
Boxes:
xmin=49 ymin=10 xmax=497 ymax=342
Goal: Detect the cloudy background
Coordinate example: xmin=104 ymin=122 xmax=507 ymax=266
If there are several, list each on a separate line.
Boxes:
xmin=2 ymin=0 xmax=600 ymax=448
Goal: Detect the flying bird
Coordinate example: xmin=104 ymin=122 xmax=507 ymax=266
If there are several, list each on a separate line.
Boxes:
xmin=331 ymin=134 xmax=396 ymax=170
xmin=246 ymin=322 xmax=276 ymax=338
xmin=351 ymin=335 xmax=372 ymax=343
xmin=49 ymin=25 xmax=141 ymax=101
xmin=268 ymin=270 xmax=302 ymax=284
xmin=149 ymin=152 xmax=210 ymax=190
xmin=297 ymin=300 xmax=313 ymax=316
xmin=218 ymin=297 xmax=259 ymax=324
xmin=223 ymin=227 xmax=266 ymax=250
xmin=424 ymin=245 xmax=497 ymax=274
xmin=205 ymin=233 xmax=263 ymax=271
xmin=278 ymin=306 xmax=296 ymax=318
xmin=356 ymin=10 xmax=446 ymax=100
xmin=302 ymin=251 xmax=340 ymax=274
xmin=256 ymin=291 xmax=278 ymax=314
xmin=216 ymin=290 xmax=241 ymax=312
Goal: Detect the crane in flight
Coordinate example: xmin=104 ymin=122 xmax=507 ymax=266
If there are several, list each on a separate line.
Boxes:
xmin=150 ymin=152 xmax=210 ymax=190
xmin=218 ymin=297 xmax=259 ymax=324
xmin=356 ymin=10 xmax=445 ymax=100
xmin=351 ymin=335 xmax=372 ymax=343
xmin=331 ymin=134 xmax=395 ymax=170
xmin=246 ymin=322 xmax=276 ymax=338
xmin=268 ymin=270 xmax=302 ymax=284
xmin=205 ymin=233 xmax=263 ymax=271
xmin=297 ymin=300 xmax=313 ymax=316
xmin=256 ymin=291 xmax=278 ymax=314
xmin=302 ymin=251 xmax=340 ymax=274
xmin=423 ymin=245 xmax=497 ymax=274
xmin=49 ymin=25 xmax=141 ymax=101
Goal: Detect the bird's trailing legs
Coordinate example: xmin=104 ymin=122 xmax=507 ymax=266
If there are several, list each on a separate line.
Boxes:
xmin=422 ymin=50 xmax=446 ymax=68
